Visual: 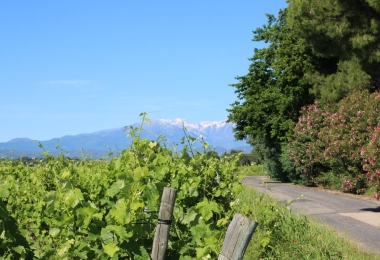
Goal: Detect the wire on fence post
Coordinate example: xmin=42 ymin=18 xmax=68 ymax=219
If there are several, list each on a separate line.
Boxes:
xmin=151 ymin=187 xmax=177 ymax=260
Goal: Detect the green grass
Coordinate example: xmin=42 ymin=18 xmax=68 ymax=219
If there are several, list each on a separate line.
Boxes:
xmin=238 ymin=164 xmax=267 ymax=176
xmin=365 ymin=186 xmax=378 ymax=197
xmin=234 ymin=185 xmax=379 ymax=260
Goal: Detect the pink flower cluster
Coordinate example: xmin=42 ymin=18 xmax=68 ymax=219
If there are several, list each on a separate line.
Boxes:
xmin=341 ymin=176 xmax=365 ymax=194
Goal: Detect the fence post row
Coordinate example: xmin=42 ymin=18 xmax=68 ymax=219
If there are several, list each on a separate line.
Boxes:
xmin=218 ymin=213 xmax=258 ymax=260
xmin=151 ymin=187 xmax=177 ymax=260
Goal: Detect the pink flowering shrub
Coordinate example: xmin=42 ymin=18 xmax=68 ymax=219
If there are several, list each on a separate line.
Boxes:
xmin=319 ymin=90 xmax=377 ymax=177
xmin=361 ymin=120 xmax=380 ymax=197
xmin=288 ymin=101 xmax=329 ymax=182
xmin=289 ymin=90 xmax=380 ymax=196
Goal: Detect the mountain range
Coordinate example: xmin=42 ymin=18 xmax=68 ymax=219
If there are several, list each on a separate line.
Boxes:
xmin=0 ymin=119 xmax=251 ymax=159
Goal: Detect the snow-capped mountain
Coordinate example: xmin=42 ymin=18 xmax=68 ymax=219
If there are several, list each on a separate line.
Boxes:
xmin=150 ymin=119 xmax=244 ymax=148
xmin=0 ymin=119 xmax=251 ymax=158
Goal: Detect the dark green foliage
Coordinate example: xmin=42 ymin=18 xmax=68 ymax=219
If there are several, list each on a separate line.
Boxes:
xmin=288 ymin=0 xmax=380 ymax=64
xmin=227 ymin=8 xmax=335 ymax=144
xmin=263 ymin=142 xmax=285 ymax=181
xmin=279 ymin=143 xmax=312 ymax=185
xmin=248 ymin=138 xmax=265 ymax=165
xmin=308 ymin=58 xmax=371 ymax=104
xmin=238 ymin=154 xmax=253 ymax=166
xmin=288 ymin=0 xmax=380 ymax=103
xmin=0 ymin=200 xmax=34 ymax=259
xmin=227 ymin=8 xmax=337 ymax=180
xmin=247 ymin=138 xmax=288 ymax=181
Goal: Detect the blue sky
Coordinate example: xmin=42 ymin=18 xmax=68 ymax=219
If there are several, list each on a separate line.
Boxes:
xmin=1 ymin=0 xmax=288 ymax=142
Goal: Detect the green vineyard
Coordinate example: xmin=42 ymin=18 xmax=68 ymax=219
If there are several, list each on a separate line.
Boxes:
xmin=0 ymin=119 xmax=243 ymax=259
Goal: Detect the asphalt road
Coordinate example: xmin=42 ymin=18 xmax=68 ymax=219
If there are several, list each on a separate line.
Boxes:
xmin=243 ymin=176 xmax=380 ymax=255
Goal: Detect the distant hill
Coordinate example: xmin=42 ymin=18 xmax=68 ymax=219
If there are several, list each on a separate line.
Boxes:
xmin=0 ymin=119 xmax=251 ymax=159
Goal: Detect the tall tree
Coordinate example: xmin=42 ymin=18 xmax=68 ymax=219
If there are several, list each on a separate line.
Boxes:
xmin=227 ymin=8 xmax=335 ymax=143
xmin=288 ymin=0 xmax=380 ymax=102
xmin=227 ymin=8 xmax=336 ymax=180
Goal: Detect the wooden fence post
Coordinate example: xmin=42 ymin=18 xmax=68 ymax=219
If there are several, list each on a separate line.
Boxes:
xmin=218 ymin=213 xmax=258 ymax=260
xmin=151 ymin=187 xmax=177 ymax=260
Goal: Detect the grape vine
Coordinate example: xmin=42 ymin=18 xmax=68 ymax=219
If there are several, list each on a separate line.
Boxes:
xmin=0 ymin=114 xmax=243 ymax=259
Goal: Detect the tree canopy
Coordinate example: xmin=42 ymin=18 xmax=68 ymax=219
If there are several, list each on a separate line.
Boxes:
xmin=288 ymin=0 xmax=380 ymax=102
xmin=287 ymin=0 xmax=380 ymax=63
xmin=227 ymin=8 xmax=335 ymax=143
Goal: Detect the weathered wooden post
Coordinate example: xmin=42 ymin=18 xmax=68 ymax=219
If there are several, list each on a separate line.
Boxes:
xmin=151 ymin=187 xmax=177 ymax=260
xmin=218 ymin=213 xmax=258 ymax=260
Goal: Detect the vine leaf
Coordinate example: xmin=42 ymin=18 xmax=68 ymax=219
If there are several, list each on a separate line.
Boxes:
xmin=195 ymin=199 xmax=221 ymax=221
xmin=106 ymin=180 xmax=125 ymax=198
xmin=103 ymin=242 xmax=120 ymax=257
xmin=76 ymin=207 xmax=98 ymax=228
xmin=182 ymin=207 xmax=198 ymax=225
xmin=64 ymin=188 xmax=84 ymax=209
xmin=109 ymin=199 xmax=128 ymax=225
xmin=49 ymin=227 xmax=61 ymax=238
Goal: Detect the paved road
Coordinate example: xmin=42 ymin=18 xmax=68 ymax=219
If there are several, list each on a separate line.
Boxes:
xmin=243 ymin=176 xmax=380 ymax=255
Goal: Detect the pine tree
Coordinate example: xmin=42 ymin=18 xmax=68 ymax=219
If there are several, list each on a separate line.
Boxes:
xmin=288 ymin=0 xmax=380 ymax=102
